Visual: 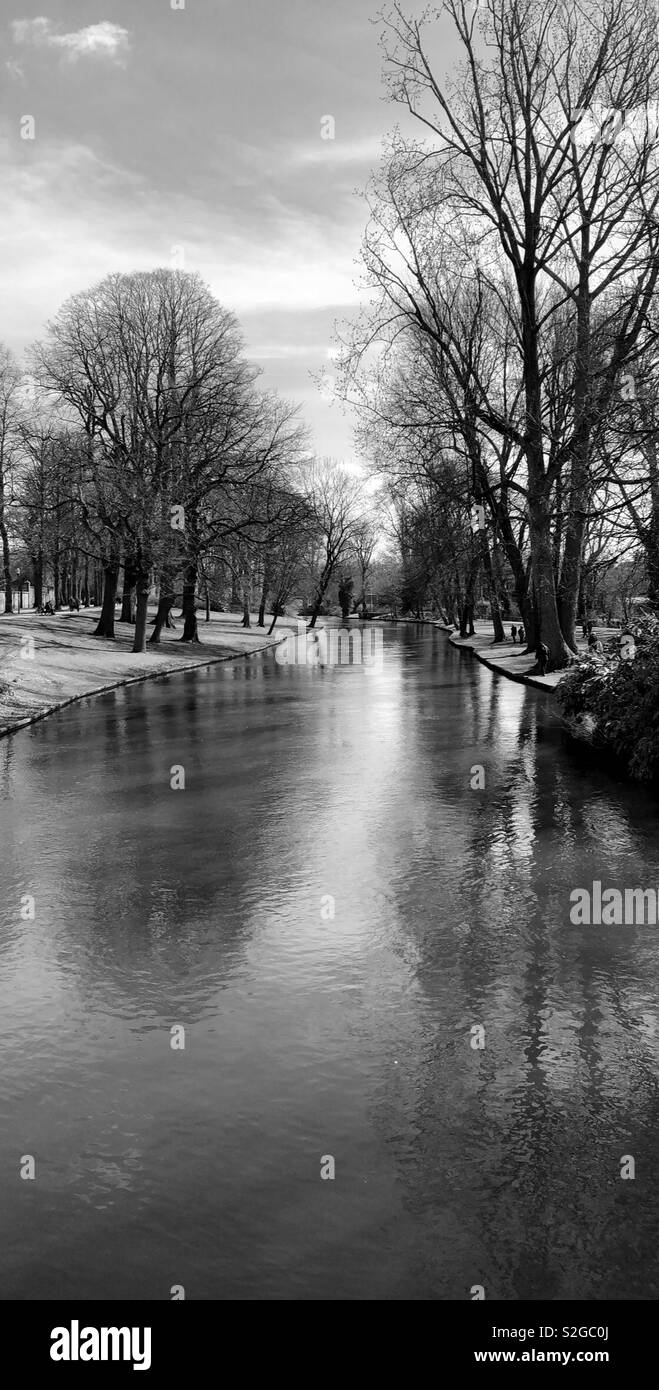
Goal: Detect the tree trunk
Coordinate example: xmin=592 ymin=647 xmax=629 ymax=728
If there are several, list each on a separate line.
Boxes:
xmin=461 ymin=552 xmax=479 ymax=637
xmin=520 ymin=564 xmax=537 ymax=652
xmin=0 ymin=516 xmax=12 ymax=613
xmin=493 ymin=544 xmax=511 ymax=619
xmin=478 ymin=529 xmax=504 ymax=642
xmin=132 ymin=576 xmax=150 ymax=653
xmin=519 ymin=264 xmax=573 ymax=669
xmin=94 ymin=560 xmax=120 ymax=638
xmin=309 ymin=562 xmax=333 ymax=628
xmin=31 ymin=551 xmax=43 ymax=610
xmin=520 ymin=608 xmax=536 ymax=652
xmin=476 ymin=459 xmax=532 ymax=642
xmin=120 ymin=558 xmax=137 ymax=623
xmin=205 ymin=582 xmax=211 ymax=623
xmin=528 ymin=502 xmax=572 ymax=669
xmin=640 ymin=405 xmax=659 ymax=610
xmin=492 ymin=506 xmax=534 ymax=643
xmin=180 ymin=564 xmax=200 ymax=642
xmin=241 ymin=567 xmax=252 ymax=627
xmin=257 ymin=571 xmax=268 ymax=627
xmin=557 ymin=513 xmax=585 ymax=655
xmin=521 ymin=582 xmax=540 ymax=657
xmin=359 ymin=564 xmax=368 ymax=617
xmin=557 ymin=273 xmax=592 ymax=654
xmin=149 ymin=579 xmax=176 ymax=644
xmin=490 ymin=599 xmax=505 ymax=642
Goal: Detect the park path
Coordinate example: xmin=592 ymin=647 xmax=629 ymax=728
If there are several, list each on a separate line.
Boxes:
xmin=444 ymin=618 xmax=622 ymax=692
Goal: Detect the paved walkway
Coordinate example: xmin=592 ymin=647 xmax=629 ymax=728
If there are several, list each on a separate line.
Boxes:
xmin=439 ymin=619 xmax=620 ymax=693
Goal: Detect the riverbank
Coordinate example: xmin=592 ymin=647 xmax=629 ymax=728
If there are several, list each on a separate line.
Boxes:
xmin=445 ymin=623 xmax=563 ymax=691
xmin=0 ymin=608 xmax=295 ymax=739
xmin=444 ymin=619 xmax=619 ymax=692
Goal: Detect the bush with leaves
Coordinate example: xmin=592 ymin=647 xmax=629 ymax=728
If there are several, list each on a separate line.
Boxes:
xmin=557 ymin=616 xmax=659 ymax=779
xmin=557 ymin=656 xmax=613 ymax=723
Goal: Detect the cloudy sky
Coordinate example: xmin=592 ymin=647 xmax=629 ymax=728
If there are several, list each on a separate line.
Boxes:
xmin=0 ymin=0 xmax=459 ymax=459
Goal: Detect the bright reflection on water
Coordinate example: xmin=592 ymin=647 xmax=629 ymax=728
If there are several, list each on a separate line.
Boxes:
xmin=1 ymin=623 xmax=659 ymax=1299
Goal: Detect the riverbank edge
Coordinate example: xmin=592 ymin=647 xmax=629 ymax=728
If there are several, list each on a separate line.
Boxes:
xmin=441 ymin=626 xmax=561 ymax=693
xmin=379 ymin=615 xmax=562 ymax=691
xmin=440 ymin=623 xmax=659 ymax=791
xmin=0 ymin=627 xmax=290 ymax=742
xmin=0 ymin=614 xmax=563 ymax=744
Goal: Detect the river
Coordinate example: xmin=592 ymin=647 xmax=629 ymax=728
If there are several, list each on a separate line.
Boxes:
xmin=1 ymin=622 xmax=659 ymax=1300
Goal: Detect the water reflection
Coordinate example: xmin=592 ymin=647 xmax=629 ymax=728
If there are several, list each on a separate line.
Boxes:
xmin=1 ymin=624 xmax=659 ymax=1298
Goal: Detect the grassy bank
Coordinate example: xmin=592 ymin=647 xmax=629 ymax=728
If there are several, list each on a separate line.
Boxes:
xmin=0 ymin=608 xmax=293 ymax=739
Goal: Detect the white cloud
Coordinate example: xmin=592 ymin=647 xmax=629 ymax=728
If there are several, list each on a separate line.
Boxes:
xmin=291 ymin=137 xmax=384 ymax=167
xmin=11 ymin=18 xmax=51 ymax=45
xmin=0 ymin=136 xmax=362 ymax=356
xmin=11 ymin=18 xmax=130 ymax=65
xmin=4 ymin=58 xmax=25 ymax=80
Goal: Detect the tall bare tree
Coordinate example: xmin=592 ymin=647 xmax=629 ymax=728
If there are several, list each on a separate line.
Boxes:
xmin=32 ymin=269 xmax=251 ymax=652
xmin=347 ymin=0 xmax=659 ymax=665
xmin=296 ymin=458 xmax=364 ymax=628
xmin=0 ymin=346 xmax=23 ymax=614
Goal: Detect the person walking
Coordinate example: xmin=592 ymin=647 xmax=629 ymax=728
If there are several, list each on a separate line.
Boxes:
xmin=511 ymin=624 xmax=518 ymax=644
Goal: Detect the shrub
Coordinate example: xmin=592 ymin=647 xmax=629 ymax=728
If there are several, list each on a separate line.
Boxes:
xmin=557 ymin=656 xmax=614 ymax=722
xmin=557 ymin=616 xmax=659 ymax=780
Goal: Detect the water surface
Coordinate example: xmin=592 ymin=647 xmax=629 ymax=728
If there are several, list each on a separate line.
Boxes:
xmin=1 ymin=623 xmax=658 ymax=1299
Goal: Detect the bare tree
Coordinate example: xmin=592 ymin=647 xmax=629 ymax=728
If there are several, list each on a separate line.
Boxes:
xmin=296 ymin=458 xmax=364 ymax=628
xmin=352 ymin=519 xmax=379 ymax=616
xmin=348 ymin=0 xmax=659 ymax=665
xmin=0 ymin=346 xmax=24 ymax=614
xmin=32 ymin=269 xmax=251 ymax=652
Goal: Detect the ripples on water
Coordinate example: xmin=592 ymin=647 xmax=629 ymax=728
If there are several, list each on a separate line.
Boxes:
xmin=1 ymin=624 xmax=659 ymax=1298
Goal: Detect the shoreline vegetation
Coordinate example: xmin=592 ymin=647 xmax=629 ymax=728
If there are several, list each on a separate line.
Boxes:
xmin=0 ymin=608 xmax=297 ymax=740
xmin=444 ymin=617 xmax=659 ymax=787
